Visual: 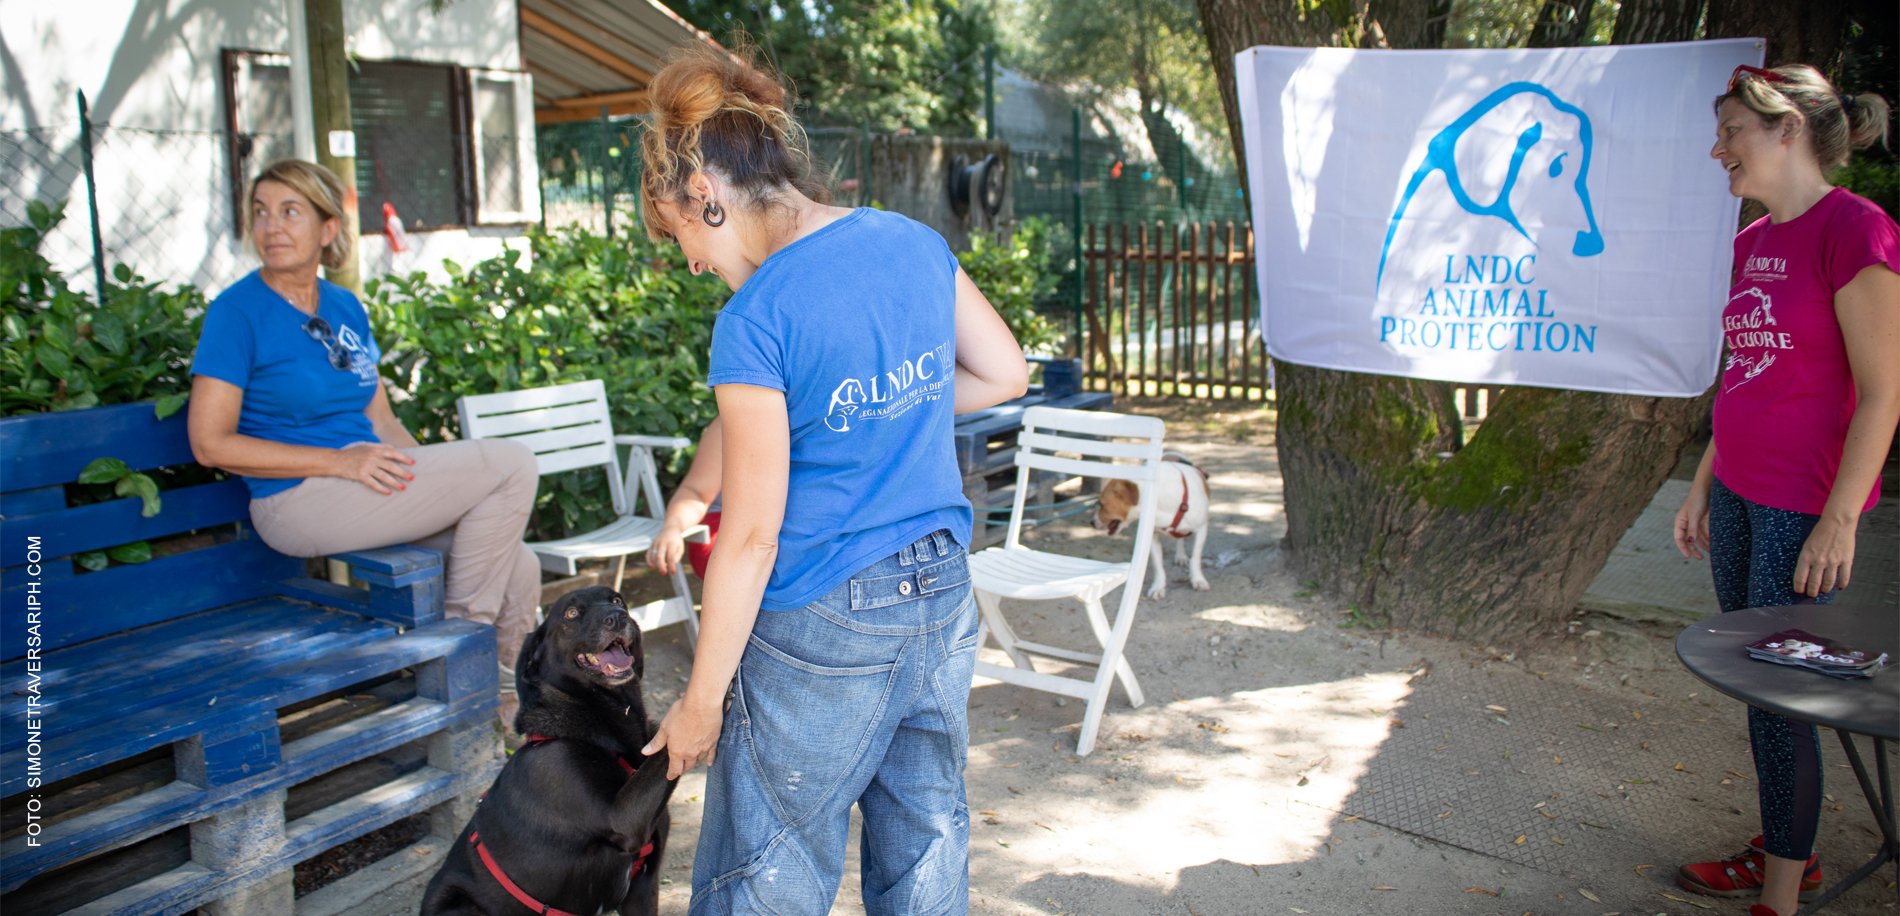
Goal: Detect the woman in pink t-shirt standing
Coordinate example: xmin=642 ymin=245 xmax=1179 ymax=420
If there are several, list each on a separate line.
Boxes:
xmin=1670 ymin=64 xmax=1900 ymax=916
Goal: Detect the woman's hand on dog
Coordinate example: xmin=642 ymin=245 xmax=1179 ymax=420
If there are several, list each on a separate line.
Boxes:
xmin=333 ymin=442 xmax=416 ymax=495
xmin=643 ymin=693 xmax=724 ymax=779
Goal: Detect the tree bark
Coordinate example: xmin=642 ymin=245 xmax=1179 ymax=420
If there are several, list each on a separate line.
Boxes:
xmin=1195 ymin=0 xmax=1344 ymax=194
xmin=1372 ymin=0 xmax=1452 ymax=52
xmin=1278 ymin=370 xmax=1707 ymax=639
xmin=1197 ymin=0 xmax=1716 ymax=643
xmin=1706 ymin=0 xmax=1848 ymax=68
xmin=305 ymin=0 xmax=360 ymax=292
xmin=1527 ymin=0 xmax=1596 ymax=48
xmin=1610 ymin=0 xmax=1705 ymax=45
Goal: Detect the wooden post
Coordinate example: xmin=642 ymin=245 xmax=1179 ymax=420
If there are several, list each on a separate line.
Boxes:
xmin=1221 ymin=221 xmax=1235 ymax=397
xmin=303 ymin=0 xmax=360 ymax=293
xmin=1109 ymin=222 xmax=1124 ymax=397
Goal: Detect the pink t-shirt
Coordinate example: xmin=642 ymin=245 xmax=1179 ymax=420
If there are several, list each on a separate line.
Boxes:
xmin=1711 ymin=187 xmax=1899 ymax=516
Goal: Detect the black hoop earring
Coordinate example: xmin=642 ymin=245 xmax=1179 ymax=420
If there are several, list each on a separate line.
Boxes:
xmin=702 ymin=201 xmax=726 ymax=228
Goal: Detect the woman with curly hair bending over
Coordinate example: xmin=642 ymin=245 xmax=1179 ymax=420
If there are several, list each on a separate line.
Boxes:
xmin=1672 ymin=64 xmax=1899 ymax=916
xmin=634 ymin=45 xmax=1028 ymax=915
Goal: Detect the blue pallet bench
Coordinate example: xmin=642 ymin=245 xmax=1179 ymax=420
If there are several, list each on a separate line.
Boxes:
xmin=0 ymin=403 xmax=501 ymax=915
xmin=955 ymin=385 xmax=1114 ymax=548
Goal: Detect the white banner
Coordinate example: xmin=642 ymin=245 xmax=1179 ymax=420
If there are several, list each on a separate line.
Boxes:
xmin=1236 ymin=40 xmax=1760 ymax=397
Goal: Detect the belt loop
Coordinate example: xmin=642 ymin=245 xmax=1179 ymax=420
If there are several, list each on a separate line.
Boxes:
xmin=898 ymin=543 xmax=915 ymax=566
xmin=931 ymin=530 xmax=950 ymax=556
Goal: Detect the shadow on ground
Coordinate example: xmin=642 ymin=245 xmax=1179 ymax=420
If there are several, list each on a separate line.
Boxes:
xmin=319 ymin=398 xmax=1898 ymax=916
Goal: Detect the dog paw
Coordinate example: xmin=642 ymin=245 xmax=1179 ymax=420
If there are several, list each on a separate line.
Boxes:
xmin=1189 ymin=575 xmax=1210 ymax=592
xmin=1144 ymin=582 xmax=1168 ymax=600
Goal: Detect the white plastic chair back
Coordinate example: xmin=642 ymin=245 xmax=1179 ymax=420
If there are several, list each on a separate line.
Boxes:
xmin=457 ymin=380 xmax=701 ymax=641
xmin=968 ymin=406 xmax=1165 ymax=755
xmin=458 ymin=379 xmax=631 ymax=517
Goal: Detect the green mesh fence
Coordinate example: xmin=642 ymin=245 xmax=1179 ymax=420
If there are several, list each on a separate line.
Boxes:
xmin=536 ymin=118 xmax=877 ymax=233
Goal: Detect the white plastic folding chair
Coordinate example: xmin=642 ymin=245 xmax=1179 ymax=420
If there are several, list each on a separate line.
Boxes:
xmin=457 ymin=379 xmax=704 ymax=642
xmin=967 ymin=405 xmax=1165 ymax=756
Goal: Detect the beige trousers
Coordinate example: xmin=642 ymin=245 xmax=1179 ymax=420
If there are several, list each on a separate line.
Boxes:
xmin=249 ymin=438 xmax=541 ymax=667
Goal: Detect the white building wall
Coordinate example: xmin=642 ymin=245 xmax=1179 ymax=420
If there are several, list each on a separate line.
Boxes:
xmin=0 ymin=0 xmax=527 ymax=295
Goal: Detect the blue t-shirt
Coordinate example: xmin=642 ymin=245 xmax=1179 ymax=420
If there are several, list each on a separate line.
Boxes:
xmin=708 ymin=208 xmax=972 ymax=611
xmin=191 ymin=271 xmax=383 ymax=499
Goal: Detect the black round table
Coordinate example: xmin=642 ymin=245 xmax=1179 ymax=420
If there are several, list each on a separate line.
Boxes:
xmin=1677 ymin=605 xmax=1899 ymax=910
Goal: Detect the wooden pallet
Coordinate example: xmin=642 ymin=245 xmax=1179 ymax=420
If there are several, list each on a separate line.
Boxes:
xmin=0 ymin=403 xmax=500 ymax=915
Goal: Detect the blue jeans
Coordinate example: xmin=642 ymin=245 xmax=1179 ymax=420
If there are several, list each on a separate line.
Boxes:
xmin=690 ymin=529 xmax=979 ymax=916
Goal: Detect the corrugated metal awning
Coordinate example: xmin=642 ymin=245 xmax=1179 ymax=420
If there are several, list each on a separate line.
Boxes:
xmin=519 ymin=0 xmax=722 ymax=123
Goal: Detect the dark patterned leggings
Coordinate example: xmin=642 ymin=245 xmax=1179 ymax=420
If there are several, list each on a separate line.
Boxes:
xmin=1708 ymin=478 xmax=1834 ymax=861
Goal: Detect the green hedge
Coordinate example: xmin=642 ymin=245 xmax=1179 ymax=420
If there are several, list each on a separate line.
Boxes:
xmin=959 ymin=216 xmax=1062 ymax=354
xmin=368 ymin=226 xmax=731 ymax=541
xmin=2 ymin=203 xmax=209 ymax=566
xmin=1 ymin=202 xmax=204 ymax=417
xmin=5 ymin=204 xmax=1057 ymax=545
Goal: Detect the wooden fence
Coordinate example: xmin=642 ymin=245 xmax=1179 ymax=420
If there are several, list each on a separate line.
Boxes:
xmin=1077 ymin=220 xmax=1501 ymax=419
xmin=1080 ymin=220 xmax=1267 ymax=401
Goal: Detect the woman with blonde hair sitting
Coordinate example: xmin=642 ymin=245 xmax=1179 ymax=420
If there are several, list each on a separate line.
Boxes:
xmin=187 ymin=158 xmax=543 ymax=728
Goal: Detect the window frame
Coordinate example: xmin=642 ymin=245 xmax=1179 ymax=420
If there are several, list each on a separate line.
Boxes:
xmin=349 ymin=56 xmax=469 ymax=236
xmin=222 ymin=48 xmax=296 ymax=235
xmin=464 ymin=67 xmax=542 ymax=226
xmin=220 ymin=50 xmax=540 ymax=235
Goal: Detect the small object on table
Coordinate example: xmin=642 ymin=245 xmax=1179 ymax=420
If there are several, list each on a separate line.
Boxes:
xmin=1746 ymin=628 xmax=1889 ymax=679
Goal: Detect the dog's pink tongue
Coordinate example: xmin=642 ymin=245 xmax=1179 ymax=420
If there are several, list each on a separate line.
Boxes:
xmin=598 ymin=645 xmax=633 ymax=673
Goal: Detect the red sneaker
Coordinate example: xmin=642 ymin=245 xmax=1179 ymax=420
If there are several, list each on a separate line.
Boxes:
xmin=1677 ymin=844 xmax=1822 ymax=900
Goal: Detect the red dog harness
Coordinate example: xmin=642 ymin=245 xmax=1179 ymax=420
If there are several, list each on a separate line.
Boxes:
xmin=1161 ymin=459 xmax=1210 ymax=539
xmin=470 ymin=735 xmax=654 ymax=916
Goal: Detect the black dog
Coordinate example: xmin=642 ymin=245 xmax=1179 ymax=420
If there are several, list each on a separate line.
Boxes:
xmin=421 ymin=586 xmax=676 ymax=916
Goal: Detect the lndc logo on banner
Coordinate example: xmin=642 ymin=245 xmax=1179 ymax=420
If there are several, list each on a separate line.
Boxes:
xmin=1376 ymin=81 xmax=1606 ymax=358
xmin=1235 ymin=42 xmax=1757 ymax=397
xmin=1378 ymin=82 xmax=1604 ymax=287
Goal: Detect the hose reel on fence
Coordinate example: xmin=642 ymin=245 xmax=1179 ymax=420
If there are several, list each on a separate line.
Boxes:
xmin=947 ymin=152 xmax=1007 ymax=221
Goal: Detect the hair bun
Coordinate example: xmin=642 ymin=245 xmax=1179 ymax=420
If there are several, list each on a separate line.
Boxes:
xmin=638 ymin=41 xmax=824 ymax=240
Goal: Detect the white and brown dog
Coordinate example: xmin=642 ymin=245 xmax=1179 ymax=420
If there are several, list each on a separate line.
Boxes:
xmin=1093 ymin=451 xmax=1211 ymax=599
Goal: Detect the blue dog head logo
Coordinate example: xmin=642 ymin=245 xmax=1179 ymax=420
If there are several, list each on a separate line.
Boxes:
xmin=1377 ymin=82 xmax=1604 ymax=290
xmin=826 ymin=378 xmax=867 ymax=432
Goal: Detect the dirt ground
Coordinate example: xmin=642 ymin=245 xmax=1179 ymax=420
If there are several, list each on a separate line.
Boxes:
xmin=385 ymin=398 xmax=1898 ymax=916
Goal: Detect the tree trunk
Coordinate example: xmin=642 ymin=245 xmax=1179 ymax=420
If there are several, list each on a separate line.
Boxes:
xmin=1372 ymin=0 xmax=1452 ymax=52
xmin=1706 ymin=0 xmax=1848 ymax=68
xmin=305 ymin=0 xmax=360 ymax=292
xmin=1197 ymin=0 xmax=1716 ymax=643
xmin=1195 ymin=0 xmax=1345 ymax=193
xmin=1610 ymin=0 xmax=1705 ymax=45
xmin=1278 ymin=368 xmax=1707 ymax=639
xmin=1528 ymin=0 xmax=1596 ymax=48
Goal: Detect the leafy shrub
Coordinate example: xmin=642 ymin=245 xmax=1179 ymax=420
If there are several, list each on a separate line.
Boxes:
xmin=369 ymin=225 xmax=730 ymax=540
xmin=1836 ymin=158 xmax=1899 ymax=222
xmin=958 ymin=216 xmax=1063 ymax=354
xmin=2 ymin=201 xmax=210 ymax=568
xmin=1 ymin=201 xmax=204 ymax=417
